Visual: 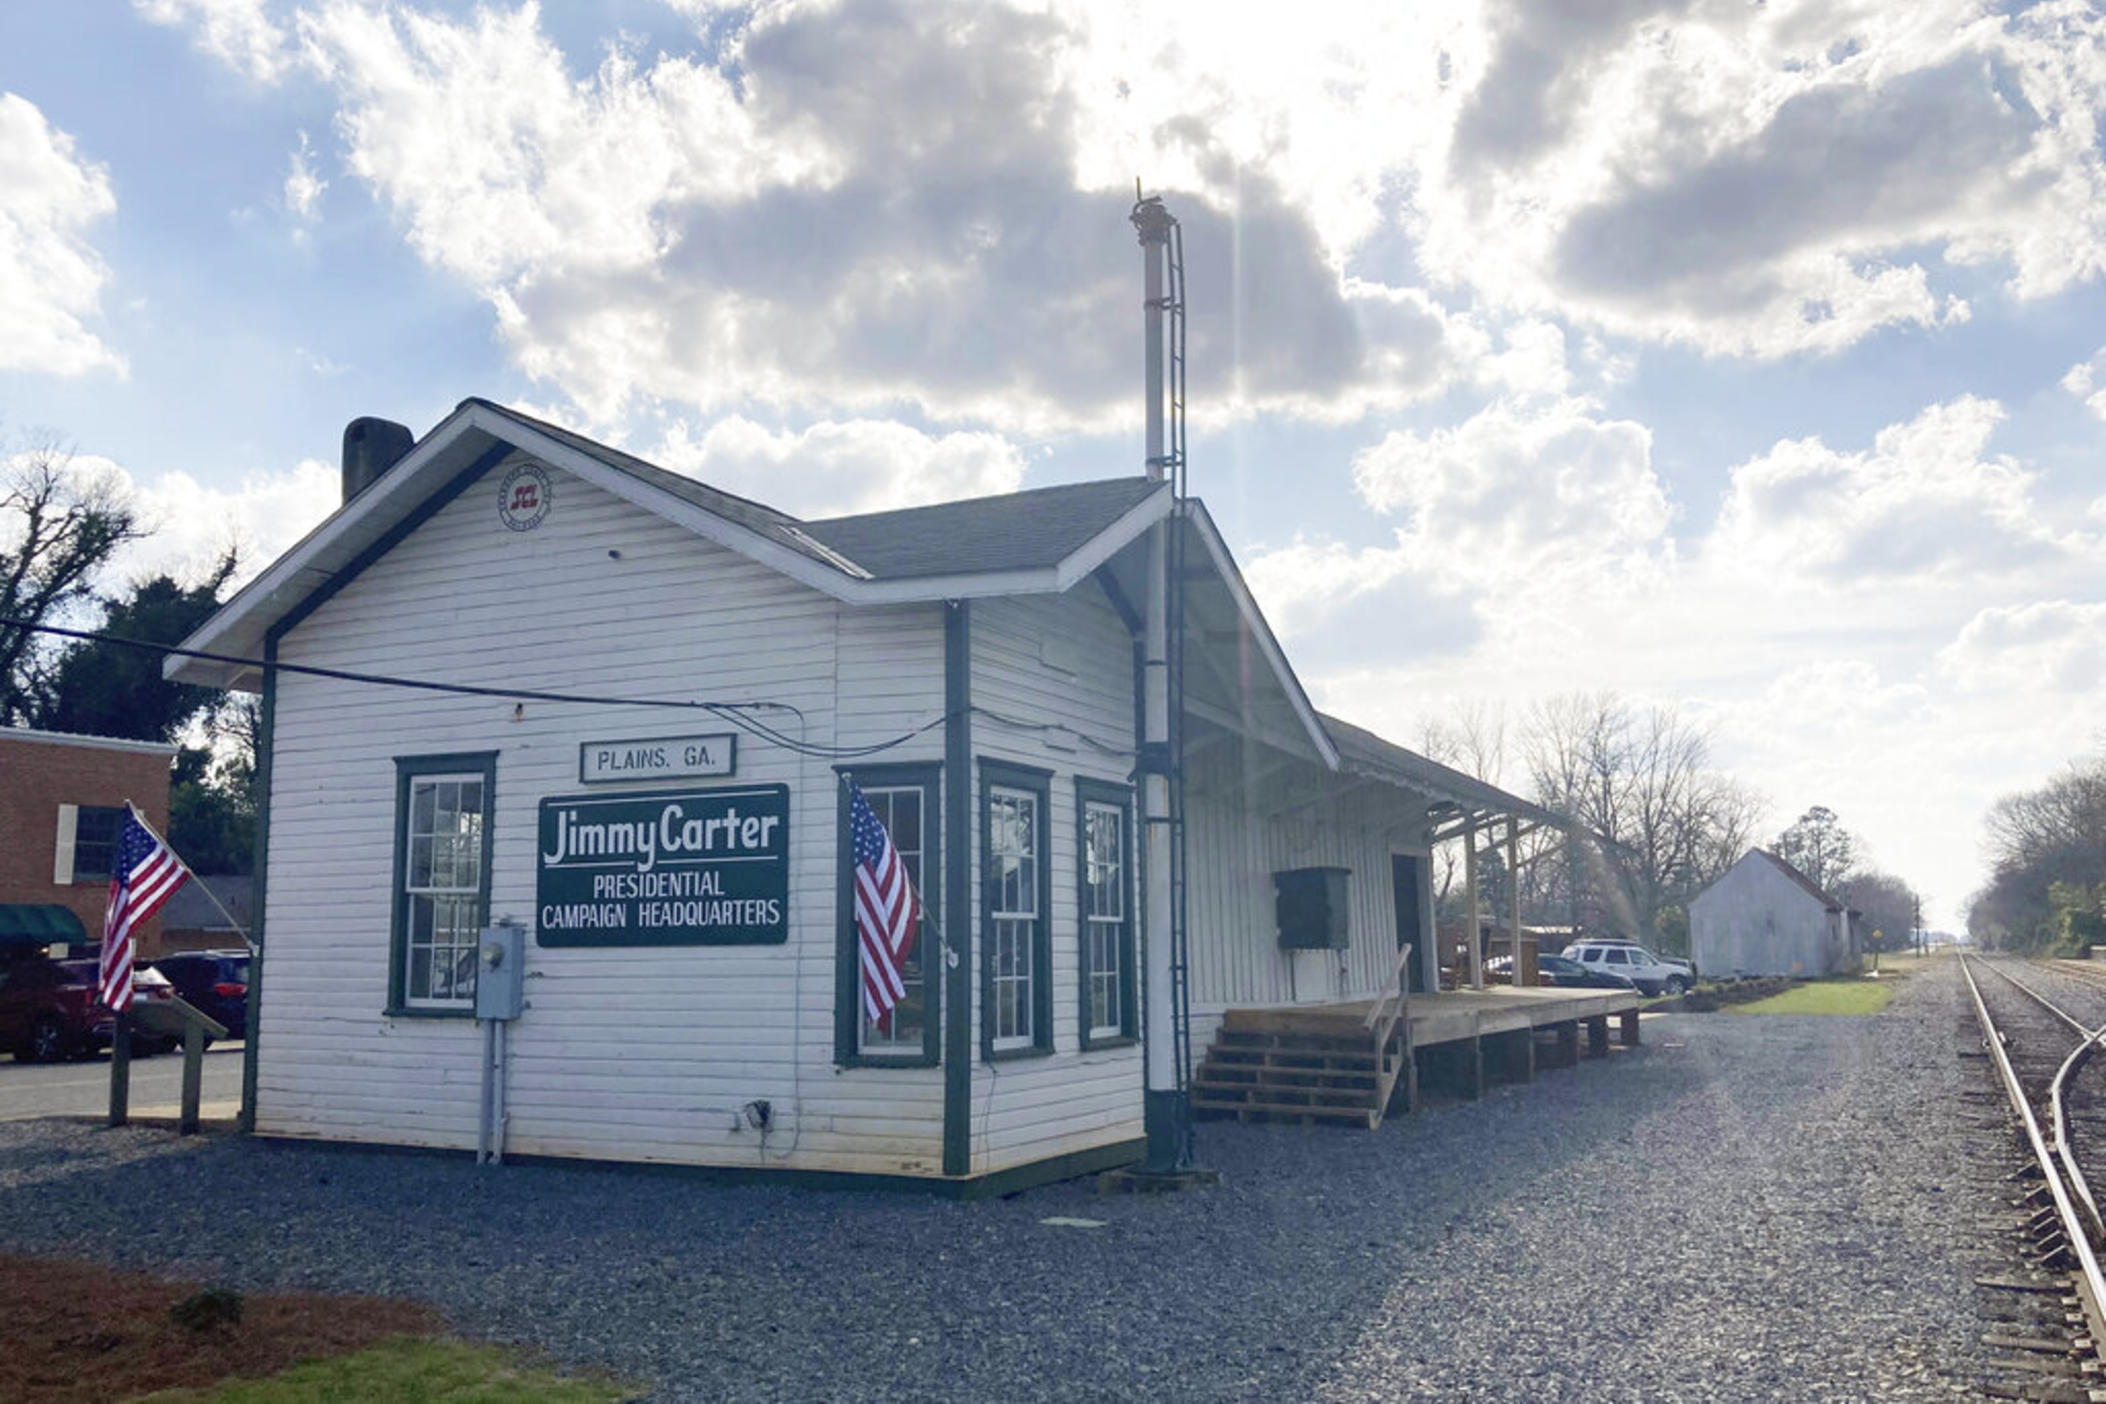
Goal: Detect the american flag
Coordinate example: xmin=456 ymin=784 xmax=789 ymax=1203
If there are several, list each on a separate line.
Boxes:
xmin=849 ymin=780 xmax=920 ymax=1029
xmin=98 ymin=808 xmax=189 ymax=1011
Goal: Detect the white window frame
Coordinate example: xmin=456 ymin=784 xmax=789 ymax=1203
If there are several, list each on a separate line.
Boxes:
xmin=392 ymin=757 xmax=494 ymax=1014
xmin=1078 ymin=789 xmax=1133 ymax=1046
xmin=981 ymin=765 xmax=1051 ymax=1060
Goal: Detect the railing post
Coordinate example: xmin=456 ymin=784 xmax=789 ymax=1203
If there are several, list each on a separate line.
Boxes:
xmin=180 ymin=1015 xmax=205 ymax=1134
xmin=107 ymin=1016 xmax=130 ymax=1127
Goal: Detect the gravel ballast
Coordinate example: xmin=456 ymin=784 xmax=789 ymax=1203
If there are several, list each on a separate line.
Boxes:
xmin=0 ymin=963 xmax=2000 ymax=1401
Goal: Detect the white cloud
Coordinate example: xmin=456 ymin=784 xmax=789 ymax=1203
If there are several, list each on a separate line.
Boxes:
xmin=286 ymin=0 xmax=1476 ymax=432
xmin=649 ymin=415 xmax=1027 ymax=518
xmin=0 ymin=94 xmax=123 ymax=378
xmin=1407 ymin=0 xmax=2106 ymax=357
xmin=1938 ymin=599 xmax=2106 ymax=695
xmin=2 ymin=448 xmax=336 ymax=594
xmin=1350 ymin=394 xmax=1671 ymax=595
xmin=135 ymin=0 xmax=292 ymax=84
xmin=1708 ymin=396 xmax=2087 ymax=585
xmin=2063 ymin=347 xmax=2106 ymax=422
xmin=117 ymin=457 xmax=338 ymax=589
xmin=1243 ymin=535 xmax=1415 ymax=640
xmin=283 ymin=129 xmax=326 ymax=223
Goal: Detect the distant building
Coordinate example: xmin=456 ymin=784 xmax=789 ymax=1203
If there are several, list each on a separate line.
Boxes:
xmin=158 ymin=875 xmax=255 ymax=954
xmin=1690 ymin=849 xmax=1862 ymax=979
xmin=0 ymin=728 xmax=176 ymax=957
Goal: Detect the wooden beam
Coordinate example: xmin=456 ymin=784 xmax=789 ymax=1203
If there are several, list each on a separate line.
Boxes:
xmin=1507 ymin=816 xmax=1525 ymax=986
xmin=1464 ymin=813 xmax=1483 ymax=991
xmin=1183 ymin=694 xmax=1319 ymax=763
xmin=1092 ymin=565 xmax=1142 ymax=635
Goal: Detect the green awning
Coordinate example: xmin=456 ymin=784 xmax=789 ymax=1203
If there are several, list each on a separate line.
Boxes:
xmin=0 ymin=904 xmax=88 ymax=946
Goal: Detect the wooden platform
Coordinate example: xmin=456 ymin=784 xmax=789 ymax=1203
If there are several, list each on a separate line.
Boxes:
xmin=1216 ymin=985 xmax=1642 ymax=1046
xmin=1193 ymin=986 xmax=1641 ymax=1128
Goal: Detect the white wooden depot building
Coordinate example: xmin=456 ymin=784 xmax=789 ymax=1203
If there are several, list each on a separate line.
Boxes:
xmin=171 ymin=398 xmax=1565 ymax=1193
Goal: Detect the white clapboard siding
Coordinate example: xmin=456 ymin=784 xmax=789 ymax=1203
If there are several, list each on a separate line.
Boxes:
xmin=966 ymin=588 xmax=1145 ymax=1175
xmin=260 ymin=455 xmax=952 ymax=1176
xmin=1182 ymin=738 xmax=1433 ymax=1054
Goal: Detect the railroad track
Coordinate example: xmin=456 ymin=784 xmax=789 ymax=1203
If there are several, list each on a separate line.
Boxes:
xmin=1960 ymin=954 xmax=2106 ymax=1396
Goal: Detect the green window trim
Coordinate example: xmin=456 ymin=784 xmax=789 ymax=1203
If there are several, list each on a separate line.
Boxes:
xmin=979 ymin=759 xmax=1054 ymax=1063
xmin=385 ymin=751 xmax=497 ymax=1019
xmin=1075 ymin=776 xmax=1138 ymax=1050
xmin=833 ymin=761 xmax=943 ymax=1068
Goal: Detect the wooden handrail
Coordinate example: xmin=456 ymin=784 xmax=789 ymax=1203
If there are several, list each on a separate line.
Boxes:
xmin=1364 ymin=941 xmax=1414 ymax=1053
xmin=1362 ymin=942 xmax=1416 ymax=1126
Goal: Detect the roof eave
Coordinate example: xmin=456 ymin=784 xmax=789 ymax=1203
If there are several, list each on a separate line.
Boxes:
xmin=1183 ymin=501 xmax=1340 ymax=770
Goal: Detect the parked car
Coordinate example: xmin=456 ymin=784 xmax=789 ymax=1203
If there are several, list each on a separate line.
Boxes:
xmin=1561 ymin=940 xmax=1694 ymax=996
xmin=1537 ymin=953 xmax=1638 ymax=990
xmin=149 ymin=950 xmax=249 ymax=1041
xmin=0 ymin=955 xmax=179 ymax=1061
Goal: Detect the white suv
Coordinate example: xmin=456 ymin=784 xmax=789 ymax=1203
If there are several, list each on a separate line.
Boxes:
xmin=1562 ymin=941 xmax=1693 ymax=996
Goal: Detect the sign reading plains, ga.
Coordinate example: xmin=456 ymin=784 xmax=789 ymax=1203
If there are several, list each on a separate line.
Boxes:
xmin=536 ymin=786 xmax=789 ymax=947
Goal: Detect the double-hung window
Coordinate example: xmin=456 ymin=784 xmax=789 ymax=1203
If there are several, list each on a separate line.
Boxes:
xmin=1076 ymin=779 xmax=1136 ymax=1047
xmin=981 ymin=762 xmax=1051 ymax=1058
xmin=70 ymin=806 xmax=126 ymax=882
xmin=390 ymin=753 xmax=495 ymax=1014
xmin=835 ymin=763 xmax=941 ymax=1065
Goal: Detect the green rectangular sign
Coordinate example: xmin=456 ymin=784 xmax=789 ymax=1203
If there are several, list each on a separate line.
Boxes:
xmin=536 ymin=785 xmax=789 ymax=946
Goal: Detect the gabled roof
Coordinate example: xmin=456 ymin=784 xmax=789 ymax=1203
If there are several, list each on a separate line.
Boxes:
xmin=1751 ymin=848 xmax=1844 ymax=909
xmin=165 ymin=399 xmax=1175 ymax=690
xmin=166 ymin=404 xmax=1345 ymax=765
xmin=804 ymin=478 xmax=1164 ymax=580
xmin=1321 ymin=713 xmax=1563 ymax=827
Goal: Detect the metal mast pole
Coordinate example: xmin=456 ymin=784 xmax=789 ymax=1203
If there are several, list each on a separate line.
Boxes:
xmin=1132 ymin=193 xmax=1192 ymax=1174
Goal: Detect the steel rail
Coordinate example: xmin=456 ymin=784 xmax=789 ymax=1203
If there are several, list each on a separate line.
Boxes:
xmin=1960 ymin=953 xmax=2106 ymax=1352
xmin=1974 ymin=958 xmax=2106 ymax=1242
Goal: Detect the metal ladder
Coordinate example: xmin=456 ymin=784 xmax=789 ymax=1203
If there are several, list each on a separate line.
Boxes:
xmin=1161 ymin=221 xmax=1195 ymax=1162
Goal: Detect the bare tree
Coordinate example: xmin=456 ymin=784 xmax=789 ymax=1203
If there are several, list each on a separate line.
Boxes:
xmin=1521 ymin=692 xmax=1762 ymax=952
xmin=0 ymin=438 xmax=143 ymax=725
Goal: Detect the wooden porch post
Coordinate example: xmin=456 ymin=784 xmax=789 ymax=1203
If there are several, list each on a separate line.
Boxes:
xmin=1463 ymin=814 xmax=1483 ymax=991
xmin=1506 ymin=816 xmax=1524 ymax=986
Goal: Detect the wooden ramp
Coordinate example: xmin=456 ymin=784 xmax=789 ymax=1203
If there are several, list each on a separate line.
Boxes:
xmin=1193 ymin=985 xmax=1640 ymax=1129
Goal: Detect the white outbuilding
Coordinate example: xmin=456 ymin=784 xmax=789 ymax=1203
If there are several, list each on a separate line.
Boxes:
xmin=1690 ymin=849 xmax=1862 ymax=979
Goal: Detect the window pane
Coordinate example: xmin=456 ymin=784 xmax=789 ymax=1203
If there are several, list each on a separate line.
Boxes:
xmin=401 ymin=770 xmax=487 ymax=1008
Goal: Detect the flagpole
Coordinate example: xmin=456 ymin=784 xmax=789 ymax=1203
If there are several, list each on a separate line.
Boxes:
xmin=124 ymin=801 xmax=258 ymax=955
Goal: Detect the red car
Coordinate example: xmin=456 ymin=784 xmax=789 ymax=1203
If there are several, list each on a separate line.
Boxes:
xmin=0 ymin=954 xmax=179 ymax=1061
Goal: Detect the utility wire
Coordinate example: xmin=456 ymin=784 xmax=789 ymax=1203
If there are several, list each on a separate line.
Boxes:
xmin=0 ymin=615 xmax=1135 ymax=764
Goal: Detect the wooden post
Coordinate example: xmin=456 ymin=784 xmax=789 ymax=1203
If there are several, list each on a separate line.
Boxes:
xmin=179 ymin=1017 xmax=205 ymax=1134
xmin=107 ymin=1017 xmax=131 ymax=1127
xmin=1556 ymin=1020 xmax=1579 ymax=1068
xmin=1463 ymin=814 xmax=1483 ymax=991
xmin=1618 ymin=1008 xmax=1641 ymax=1047
xmin=1506 ymin=817 xmax=1524 ymax=986
xmin=1585 ymin=1016 xmax=1609 ymax=1057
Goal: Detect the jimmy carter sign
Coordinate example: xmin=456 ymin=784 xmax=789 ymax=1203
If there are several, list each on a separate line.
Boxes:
xmin=536 ymin=786 xmax=789 ymax=947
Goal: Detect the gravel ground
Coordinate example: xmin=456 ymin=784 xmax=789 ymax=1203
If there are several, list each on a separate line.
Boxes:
xmin=0 ymin=962 xmax=1997 ymax=1402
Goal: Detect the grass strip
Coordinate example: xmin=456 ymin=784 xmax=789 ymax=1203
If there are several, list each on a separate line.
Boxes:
xmin=1728 ymin=980 xmax=1894 ymax=1016
xmin=129 ymin=1337 xmax=633 ymax=1403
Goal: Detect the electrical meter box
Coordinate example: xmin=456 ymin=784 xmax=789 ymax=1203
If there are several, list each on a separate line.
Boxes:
xmin=1274 ymin=867 xmax=1351 ymax=951
xmin=474 ymin=922 xmax=526 ymax=1021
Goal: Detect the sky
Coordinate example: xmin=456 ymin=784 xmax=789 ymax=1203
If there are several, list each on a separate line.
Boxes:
xmin=3 ymin=0 xmax=2104 ymax=928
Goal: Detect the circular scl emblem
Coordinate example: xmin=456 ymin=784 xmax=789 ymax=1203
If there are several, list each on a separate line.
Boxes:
xmin=498 ymin=463 xmax=552 ymax=532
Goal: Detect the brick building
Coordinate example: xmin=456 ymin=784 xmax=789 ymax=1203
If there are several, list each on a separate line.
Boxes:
xmin=0 ymin=728 xmax=177 ymax=957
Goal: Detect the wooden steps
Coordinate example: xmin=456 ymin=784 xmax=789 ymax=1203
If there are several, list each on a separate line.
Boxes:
xmin=1192 ymin=1018 xmax=1406 ymax=1128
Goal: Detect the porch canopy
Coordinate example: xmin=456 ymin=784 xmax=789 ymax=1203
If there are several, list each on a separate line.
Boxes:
xmin=1094 ymin=497 xmax=1573 ymax=990
xmin=1321 ymin=717 xmax=1572 ymax=988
